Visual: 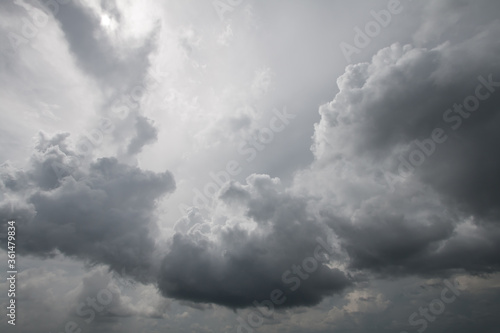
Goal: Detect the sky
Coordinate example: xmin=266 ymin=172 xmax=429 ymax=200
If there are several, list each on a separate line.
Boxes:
xmin=1 ymin=0 xmax=500 ymax=332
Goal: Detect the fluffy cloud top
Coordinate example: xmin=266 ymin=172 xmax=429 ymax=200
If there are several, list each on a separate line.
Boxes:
xmin=306 ymin=20 xmax=500 ymax=278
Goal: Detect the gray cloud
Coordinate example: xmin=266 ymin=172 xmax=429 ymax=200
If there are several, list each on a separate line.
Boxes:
xmin=310 ymin=18 xmax=500 ymax=278
xmin=3 ymin=1 xmax=500 ymax=331
xmin=158 ymin=174 xmax=352 ymax=309
xmin=0 ymin=132 xmax=175 ymax=283
xmin=127 ymin=115 xmax=158 ymax=155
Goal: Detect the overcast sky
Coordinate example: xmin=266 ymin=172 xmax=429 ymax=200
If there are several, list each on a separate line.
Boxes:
xmin=1 ymin=0 xmax=500 ymax=332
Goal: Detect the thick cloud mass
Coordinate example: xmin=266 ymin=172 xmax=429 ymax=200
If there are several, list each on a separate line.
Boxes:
xmin=0 ymin=133 xmax=175 ymax=282
xmin=158 ymin=174 xmax=352 ymax=308
xmin=307 ymin=20 xmax=500 ymax=278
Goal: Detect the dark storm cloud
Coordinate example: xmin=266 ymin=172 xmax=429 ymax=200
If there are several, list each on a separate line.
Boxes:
xmin=312 ymin=18 xmax=500 ymax=278
xmin=1 ymin=136 xmax=352 ymax=311
xmin=158 ymin=174 xmax=352 ymax=309
xmin=316 ymin=20 xmax=500 ymax=219
xmin=325 ymin=211 xmax=500 ymax=276
xmin=0 ymin=133 xmax=175 ymax=282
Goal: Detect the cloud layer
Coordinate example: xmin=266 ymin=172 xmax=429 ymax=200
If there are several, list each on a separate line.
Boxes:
xmin=2 ymin=1 xmax=500 ymax=332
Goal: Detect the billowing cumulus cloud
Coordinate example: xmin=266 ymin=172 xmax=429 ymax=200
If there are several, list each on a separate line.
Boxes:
xmin=1 ymin=136 xmax=354 ymax=310
xmin=0 ymin=132 xmax=175 ymax=282
xmin=304 ymin=18 xmax=500 ymax=278
xmin=158 ymin=174 xmax=352 ymax=309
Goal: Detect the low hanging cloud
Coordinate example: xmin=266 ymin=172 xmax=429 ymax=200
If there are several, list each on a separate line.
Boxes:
xmin=0 ymin=135 xmax=353 ymax=310
xmin=0 ymin=132 xmax=175 ymax=283
xmin=158 ymin=174 xmax=352 ymax=309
